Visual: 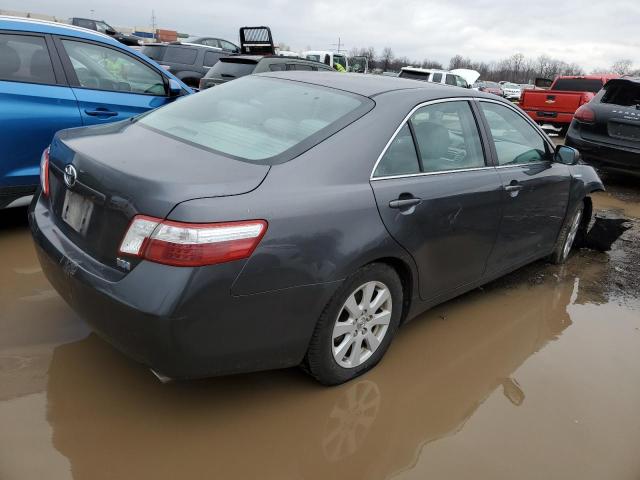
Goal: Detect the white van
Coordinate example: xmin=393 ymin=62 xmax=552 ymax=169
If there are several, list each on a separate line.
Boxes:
xmin=398 ymin=67 xmax=479 ymax=88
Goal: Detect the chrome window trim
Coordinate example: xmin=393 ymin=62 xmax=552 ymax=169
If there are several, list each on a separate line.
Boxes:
xmin=370 ymin=97 xmax=483 ymax=181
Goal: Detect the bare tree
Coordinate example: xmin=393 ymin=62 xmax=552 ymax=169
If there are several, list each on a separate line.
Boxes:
xmin=380 ymin=47 xmax=394 ymax=72
xmin=421 ymin=58 xmax=443 ymax=69
xmin=611 ymin=59 xmax=633 ymax=75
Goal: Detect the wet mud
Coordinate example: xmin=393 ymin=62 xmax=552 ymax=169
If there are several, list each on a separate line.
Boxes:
xmin=1 ymin=182 xmax=639 ymax=480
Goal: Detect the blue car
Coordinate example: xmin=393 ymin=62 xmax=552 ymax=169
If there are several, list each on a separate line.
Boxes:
xmin=0 ymin=16 xmax=191 ymax=208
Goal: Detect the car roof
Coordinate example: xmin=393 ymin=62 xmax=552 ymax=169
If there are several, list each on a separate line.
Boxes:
xmin=0 ymin=15 xmax=118 ymax=45
xmin=258 ymin=71 xmax=491 ymax=98
xmin=401 ymin=67 xmax=450 ymax=75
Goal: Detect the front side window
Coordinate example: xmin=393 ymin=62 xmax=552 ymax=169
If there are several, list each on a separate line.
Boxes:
xmin=373 ymin=124 xmax=420 ymax=177
xmin=139 ymin=76 xmax=371 ymax=163
xmin=480 ymin=102 xmax=548 ymax=166
xmin=455 ymin=76 xmax=468 ymax=88
xmin=75 ymin=19 xmax=94 ymax=29
xmin=269 ymin=63 xmax=286 ymax=71
xmin=220 ymin=40 xmax=237 ymax=52
xmin=292 ymin=64 xmax=315 ymax=71
xmin=445 ymin=74 xmax=456 ymax=86
xmin=0 ymin=33 xmax=55 ymax=85
xmin=162 ymin=47 xmax=197 ymax=65
xmin=62 ymin=40 xmax=165 ymax=95
xmin=411 ymin=101 xmax=485 ymax=172
xmin=94 ymin=21 xmax=112 ymax=34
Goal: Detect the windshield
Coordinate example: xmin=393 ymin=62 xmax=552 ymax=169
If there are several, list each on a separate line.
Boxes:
xmin=552 ymin=78 xmax=604 ymax=93
xmin=139 ymin=76 xmax=372 ymax=164
xmin=205 ymin=59 xmax=257 ymax=79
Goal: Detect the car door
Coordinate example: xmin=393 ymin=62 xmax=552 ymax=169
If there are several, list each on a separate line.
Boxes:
xmin=54 ymin=37 xmax=173 ymax=126
xmin=370 ymin=99 xmax=504 ymax=301
xmin=477 ymin=100 xmax=571 ymax=274
xmin=0 ymin=31 xmax=81 ymax=193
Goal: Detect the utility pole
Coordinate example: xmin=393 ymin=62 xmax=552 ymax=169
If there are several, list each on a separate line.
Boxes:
xmin=151 ymin=9 xmax=156 ymax=40
xmin=330 ymin=37 xmax=346 ymax=54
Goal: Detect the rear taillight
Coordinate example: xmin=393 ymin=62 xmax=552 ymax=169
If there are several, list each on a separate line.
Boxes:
xmin=574 ymin=105 xmax=595 ymax=123
xmin=118 ymin=215 xmax=267 ymax=267
xmin=198 ymin=78 xmax=205 ymax=90
xmin=40 ymin=146 xmax=50 ymax=196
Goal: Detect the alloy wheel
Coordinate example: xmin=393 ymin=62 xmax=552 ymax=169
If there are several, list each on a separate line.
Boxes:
xmin=562 ymin=209 xmax=583 ymax=261
xmin=331 ymin=281 xmax=392 ymax=368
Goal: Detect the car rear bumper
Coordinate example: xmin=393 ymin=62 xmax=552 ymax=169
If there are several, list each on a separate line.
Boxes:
xmin=524 ymin=109 xmax=574 ymax=125
xmin=566 ymin=127 xmax=640 ymax=177
xmin=29 ymin=195 xmax=338 ymax=379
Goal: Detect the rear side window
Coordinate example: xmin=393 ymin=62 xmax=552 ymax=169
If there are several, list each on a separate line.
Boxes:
xmin=163 ymin=47 xmax=198 ymax=65
xmin=269 ymin=63 xmax=286 ymax=71
xmin=139 ymin=76 xmax=372 ymax=163
xmin=431 ymin=72 xmax=442 ymax=83
xmin=399 ymin=70 xmax=429 ymax=81
xmin=0 ymin=34 xmax=55 ymax=84
xmin=206 ymin=59 xmax=257 ymax=79
xmin=373 ymin=124 xmax=420 ymax=177
xmin=552 ymin=78 xmax=604 ymax=93
xmin=74 ymin=19 xmax=94 ymax=29
xmin=141 ymin=45 xmax=165 ymax=61
xmin=203 ymin=51 xmax=221 ymax=67
xmin=601 ymin=82 xmax=640 ymax=106
xmin=411 ymin=101 xmax=485 ymax=172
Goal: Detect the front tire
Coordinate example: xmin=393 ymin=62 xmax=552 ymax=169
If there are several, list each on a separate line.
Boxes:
xmin=304 ymin=263 xmax=403 ymax=385
xmin=550 ymin=201 xmax=586 ymax=264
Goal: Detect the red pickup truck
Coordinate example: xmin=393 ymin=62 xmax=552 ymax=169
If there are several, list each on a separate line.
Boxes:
xmin=520 ymin=75 xmax=619 ymax=135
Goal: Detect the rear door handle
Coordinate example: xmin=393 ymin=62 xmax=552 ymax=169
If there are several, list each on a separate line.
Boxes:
xmin=84 ymin=109 xmax=118 ymax=117
xmin=389 ymin=197 xmax=422 ymax=209
xmin=504 ymin=185 xmax=523 ymax=192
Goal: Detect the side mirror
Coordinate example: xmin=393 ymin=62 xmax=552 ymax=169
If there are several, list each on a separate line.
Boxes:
xmin=167 ymin=78 xmax=183 ymax=97
xmin=554 ymin=145 xmax=581 ymax=165
xmin=106 ymin=28 xmax=117 ymax=36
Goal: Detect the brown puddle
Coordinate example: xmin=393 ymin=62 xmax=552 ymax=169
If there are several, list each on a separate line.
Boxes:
xmin=1 ymin=188 xmax=639 ymax=480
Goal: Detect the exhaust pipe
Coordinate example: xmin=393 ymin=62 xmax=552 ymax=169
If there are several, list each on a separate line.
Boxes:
xmin=150 ymin=369 xmax=173 ymax=383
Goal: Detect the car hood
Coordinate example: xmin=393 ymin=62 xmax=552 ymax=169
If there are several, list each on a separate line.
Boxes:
xmin=450 ymin=69 xmax=481 ymax=85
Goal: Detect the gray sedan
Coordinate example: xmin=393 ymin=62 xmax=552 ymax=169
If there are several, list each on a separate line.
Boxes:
xmin=29 ymin=72 xmax=603 ymax=385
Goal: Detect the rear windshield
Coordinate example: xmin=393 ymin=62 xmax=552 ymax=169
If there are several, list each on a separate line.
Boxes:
xmin=601 ymin=81 xmax=640 ymax=106
xmin=205 ymin=59 xmax=257 ymax=79
xmin=399 ymin=70 xmax=429 ymax=81
xmin=138 ymin=76 xmax=373 ymax=164
xmin=552 ymin=78 xmax=604 ymax=93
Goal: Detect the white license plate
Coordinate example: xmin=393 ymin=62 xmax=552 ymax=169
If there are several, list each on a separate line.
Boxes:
xmin=61 ymin=190 xmax=94 ymax=235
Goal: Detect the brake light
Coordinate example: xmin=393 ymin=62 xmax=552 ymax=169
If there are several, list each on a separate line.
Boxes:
xmin=40 ymin=147 xmax=50 ymax=196
xmin=574 ymin=105 xmax=595 ymax=123
xmin=119 ymin=215 xmax=267 ymax=267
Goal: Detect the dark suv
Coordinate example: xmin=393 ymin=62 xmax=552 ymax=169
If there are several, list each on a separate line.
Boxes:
xmin=141 ymin=43 xmax=226 ymax=88
xmin=70 ymin=18 xmax=143 ymax=46
xmin=566 ymin=77 xmax=640 ymax=177
xmin=199 ymin=55 xmax=334 ymax=89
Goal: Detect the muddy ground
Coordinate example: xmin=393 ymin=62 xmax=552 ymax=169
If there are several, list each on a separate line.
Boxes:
xmin=1 ymin=161 xmax=639 ymax=479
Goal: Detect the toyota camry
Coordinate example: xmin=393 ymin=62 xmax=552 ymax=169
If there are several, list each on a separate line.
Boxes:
xmin=30 ymin=72 xmax=603 ymax=385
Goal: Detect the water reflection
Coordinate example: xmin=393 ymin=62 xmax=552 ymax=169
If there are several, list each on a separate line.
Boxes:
xmin=44 ymin=271 xmax=578 ymax=480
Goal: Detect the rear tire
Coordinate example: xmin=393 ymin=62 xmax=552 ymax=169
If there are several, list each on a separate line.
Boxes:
xmin=304 ymin=263 xmax=403 ymax=385
xmin=550 ymin=201 xmax=586 ymax=264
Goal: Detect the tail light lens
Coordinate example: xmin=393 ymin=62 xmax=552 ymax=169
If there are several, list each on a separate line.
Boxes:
xmin=119 ymin=215 xmax=267 ymax=267
xmin=574 ymin=105 xmax=596 ymax=123
xmin=40 ymin=146 xmax=50 ymax=196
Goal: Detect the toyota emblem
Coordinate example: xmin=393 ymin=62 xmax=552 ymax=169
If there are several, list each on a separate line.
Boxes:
xmin=64 ymin=164 xmax=77 ymax=188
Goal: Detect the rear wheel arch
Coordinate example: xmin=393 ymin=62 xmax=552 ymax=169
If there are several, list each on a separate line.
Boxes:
xmin=360 ymin=256 xmax=414 ymax=325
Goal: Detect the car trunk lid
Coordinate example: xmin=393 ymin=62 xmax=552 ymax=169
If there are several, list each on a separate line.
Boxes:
xmin=47 ymin=121 xmax=269 ymax=270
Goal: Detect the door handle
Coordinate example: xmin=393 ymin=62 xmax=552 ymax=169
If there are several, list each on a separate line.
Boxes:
xmin=504 ymin=184 xmax=523 ymax=192
xmin=84 ymin=109 xmax=118 ymax=117
xmin=389 ymin=197 xmax=422 ymax=209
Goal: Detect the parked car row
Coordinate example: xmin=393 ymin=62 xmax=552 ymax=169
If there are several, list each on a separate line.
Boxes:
xmin=0 ymin=16 xmax=191 ymax=208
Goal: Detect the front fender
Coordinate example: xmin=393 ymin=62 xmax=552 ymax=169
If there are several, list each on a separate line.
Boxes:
xmin=567 ymin=163 xmax=604 ymax=215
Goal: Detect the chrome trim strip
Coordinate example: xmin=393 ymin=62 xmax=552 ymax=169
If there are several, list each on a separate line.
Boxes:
xmin=371 ymin=166 xmax=495 ymax=181
xmin=369 ymin=97 xmax=476 ymax=180
xmin=494 ymin=161 xmax=550 ymax=169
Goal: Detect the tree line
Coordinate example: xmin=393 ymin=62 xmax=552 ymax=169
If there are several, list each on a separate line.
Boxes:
xmin=347 ymin=47 xmax=638 ymax=83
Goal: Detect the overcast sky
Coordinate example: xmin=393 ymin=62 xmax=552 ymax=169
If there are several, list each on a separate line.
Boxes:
xmin=4 ymin=0 xmax=639 ymax=70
